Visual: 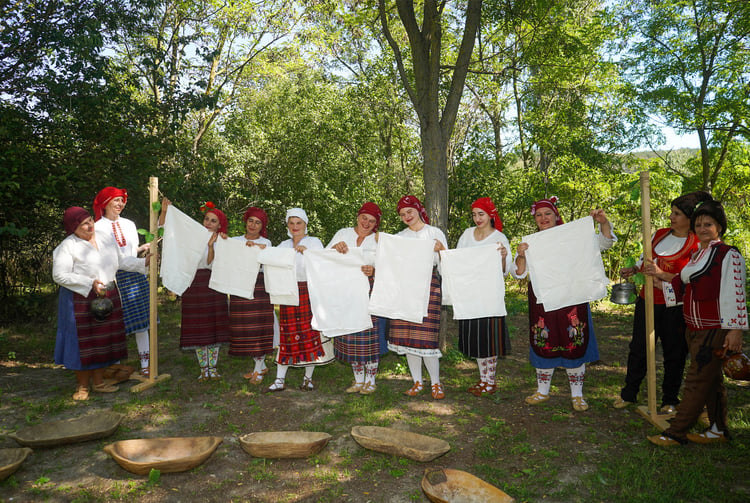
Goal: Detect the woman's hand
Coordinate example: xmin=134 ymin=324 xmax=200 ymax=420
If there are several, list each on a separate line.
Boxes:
xmin=246 ymin=241 xmax=266 ymax=249
xmin=208 ymin=232 xmax=219 ymax=247
xmin=92 ymin=279 xmax=106 ymax=296
xmin=138 ymin=243 xmax=151 ymax=253
xmin=516 ymin=242 xmax=528 ymax=258
xmin=294 ymin=245 xmax=307 ymax=254
xmin=361 ymin=265 xmax=375 ymax=277
xmin=620 ymin=266 xmax=638 ymax=279
xmin=497 ymin=243 xmax=508 ymax=260
xmin=590 ymin=209 xmax=614 ymax=239
xmin=433 ymin=240 xmax=445 ymax=252
xmin=332 ymin=241 xmax=349 ymax=254
xmin=722 ymin=330 xmax=743 ymax=356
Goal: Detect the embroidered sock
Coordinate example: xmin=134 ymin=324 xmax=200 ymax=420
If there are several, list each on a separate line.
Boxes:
xmin=364 ymin=362 xmax=378 ymax=385
xmin=406 ymin=354 xmax=423 ymax=384
xmin=477 ymin=357 xmax=489 ymax=383
xmin=207 ymin=344 xmax=219 ymax=369
xmin=135 ymin=330 xmax=149 ymax=370
xmin=351 ymin=362 xmax=365 ymax=384
xmin=195 ymin=347 xmax=209 ymax=368
xmin=486 ymin=356 xmax=497 ymax=386
xmin=423 ymin=356 xmax=440 ymax=385
xmin=536 ymin=368 xmax=554 ymax=395
xmin=566 ymin=364 xmax=586 ymax=398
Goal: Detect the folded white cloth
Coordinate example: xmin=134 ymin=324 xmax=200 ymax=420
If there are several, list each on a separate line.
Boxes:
xmin=209 ymin=237 xmax=261 ymax=300
xmin=368 ymin=233 xmax=435 ymax=323
xmin=305 ymin=248 xmax=373 ymax=337
xmin=523 ymin=216 xmax=609 ymax=311
xmin=160 ymin=205 xmax=211 ymax=296
xmin=258 ymin=247 xmax=298 ymax=306
xmin=440 ymin=245 xmax=506 ymax=319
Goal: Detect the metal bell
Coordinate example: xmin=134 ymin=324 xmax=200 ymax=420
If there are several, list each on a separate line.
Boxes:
xmin=610 ymin=281 xmax=637 ymax=305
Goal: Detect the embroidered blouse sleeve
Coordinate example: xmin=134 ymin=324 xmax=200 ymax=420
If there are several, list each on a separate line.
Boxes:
xmin=720 ymin=249 xmax=748 ymax=330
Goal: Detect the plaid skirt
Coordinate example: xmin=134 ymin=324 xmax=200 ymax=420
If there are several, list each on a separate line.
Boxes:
xmin=229 ymin=273 xmax=275 ymax=357
xmin=334 ymin=315 xmax=384 ymax=363
xmin=55 ymin=287 xmax=128 ymax=369
xmin=180 ymin=269 xmax=230 ymax=349
xmin=116 ymin=269 xmax=150 ymax=334
xmin=458 ymin=316 xmax=510 ymax=358
xmin=388 ymin=270 xmax=441 ymax=351
xmin=276 ymin=282 xmax=324 ymax=365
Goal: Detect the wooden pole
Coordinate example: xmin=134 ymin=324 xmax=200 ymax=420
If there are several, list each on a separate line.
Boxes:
xmin=636 ymin=171 xmax=671 ymax=429
xmin=131 ymin=177 xmax=170 ymax=392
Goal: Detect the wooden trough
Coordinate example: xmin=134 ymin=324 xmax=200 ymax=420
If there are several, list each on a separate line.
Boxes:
xmin=9 ymin=410 xmax=123 ymax=448
xmin=0 ymin=448 xmax=33 ymax=481
xmin=239 ymin=431 xmax=332 ymax=458
xmin=350 ymin=426 xmax=450 ymax=462
xmin=103 ymin=436 xmax=223 ymax=475
xmin=421 ymin=467 xmax=515 ymax=503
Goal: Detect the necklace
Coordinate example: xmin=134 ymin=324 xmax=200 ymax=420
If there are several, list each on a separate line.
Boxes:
xmin=112 ymin=221 xmax=127 ymax=247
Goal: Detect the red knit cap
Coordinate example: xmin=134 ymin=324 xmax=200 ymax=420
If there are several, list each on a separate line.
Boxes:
xmin=358 ymin=202 xmax=382 ymax=232
xmin=243 ymin=207 xmax=268 ymax=238
xmin=63 ymin=207 xmax=91 ymax=236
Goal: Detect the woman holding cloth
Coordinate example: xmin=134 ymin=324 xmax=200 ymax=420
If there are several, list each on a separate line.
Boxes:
xmin=93 ymin=186 xmax=152 ymax=377
xmin=229 ymin=207 xmax=275 ymax=384
xmin=53 ymin=207 xmax=148 ymax=400
xmin=615 ymin=191 xmax=710 ymax=412
xmin=513 ymin=197 xmax=615 ymax=411
xmin=160 ymin=199 xmax=231 ymax=381
xmin=328 ymin=202 xmax=386 ymax=394
xmin=389 ymin=195 xmax=448 ymax=400
xmin=267 ymin=208 xmax=325 ymax=392
xmin=648 ymin=200 xmax=746 ymax=446
xmin=456 ymin=197 xmax=513 ymax=396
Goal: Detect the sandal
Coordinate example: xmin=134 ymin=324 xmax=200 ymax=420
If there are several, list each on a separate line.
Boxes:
xmin=404 ymin=381 xmax=423 ymax=397
xmin=359 ymin=383 xmax=376 ymax=395
xmin=266 ymin=378 xmax=285 ymax=392
xmin=243 ymin=368 xmax=268 ymax=385
xmin=572 ymin=397 xmax=589 ymax=411
xmin=92 ymin=382 xmax=119 ymax=393
xmin=198 ymin=367 xmax=210 ymax=382
xmin=431 ymin=382 xmax=445 ymax=400
xmin=346 ymin=382 xmax=364 ymax=393
xmin=299 ymin=377 xmax=315 ymax=391
xmin=470 ymin=382 xmax=496 ymax=397
xmin=466 ymin=381 xmax=483 ymax=394
xmin=140 ymin=367 xmax=150 ymax=379
xmin=525 ymin=392 xmax=549 ymax=405
xmin=72 ymin=386 xmax=90 ymax=401
xmin=613 ymin=396 xmax=632 ymax=409
xmin=208 ymin=368 xmax=222 ymax=380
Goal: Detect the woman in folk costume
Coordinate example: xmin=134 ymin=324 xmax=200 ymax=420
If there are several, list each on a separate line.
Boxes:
xmin=93 ymin=187 xmax=152 ymax=377
xmin=615 ymin=191 xmax=711 ymax=412
xmin=267 ymin=208 xmax=325 ymax=392
xmin=328 ymin=202 xmax=387 ymax=394
xmin=456 ymin=197 xmax=513 ymax=397
xmin=161 ymin=198 xmax=231 ymax=381
xmin=229 ymin=207 xmax=275 ymax=384
xmin=649 ymin=200 xmax=746 ymax=446
xmin=513 ymin=197 xmax=615 ymax=411
xmin=53 ymin=207 xmax=148 ymax=400
xmin=389 ymin=195 xmax=448 ymax=400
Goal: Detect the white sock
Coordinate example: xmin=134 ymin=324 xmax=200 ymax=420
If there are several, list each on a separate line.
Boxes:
xmin=566 ymin=364 xmax=586 ymax=398
xmin=706 ymin=423 xmax=724 ymax=438
xmin=536 ymin=368 xmax=554 ymax=395
xmin=275 ymin=364 xmax=288 ymax=381
xmin=304 ymin=365 xmax=315 ymax=379
xmin=253 ymin=356 xmax=266 ymax=373
xmin=135 ymin=330 xmax=149 ymax=369
xmin=406 ymin=354 xmax=423 ymax=384
xmin=364 ymin=362 xmax=378 ymax=385
xmin=423 ymin=356 xmax=440 ymax=385
xmin=351 ymin=363 xmax=365 ymax=384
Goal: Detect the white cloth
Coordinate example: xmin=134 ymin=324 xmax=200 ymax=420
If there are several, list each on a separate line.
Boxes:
xmin=258 ymin=247 xmax=298 ymax=305
xmin=368 ymin=233 xmax=436 ymax=323
xmin=52 ymin=231 xmax=146 ymax=297
xmin=441 ymin=245 xmax=506 ymax=319
xmin=522 ymin=216 xmax=610 ymax=311
xmin=326 ymin=227 xmax=378 ymax=265
xmin=159 ymin=205 xmax=212 ymax=296
xmin=209 ymin=237 xmax=261 ymax=300
xmin=232 ymin=235 xmax=272 ymax=272
xmin=276 ymin=236 xmax=324 ymax=281
xmin=305 ymin=248 xmax=373 ymax=337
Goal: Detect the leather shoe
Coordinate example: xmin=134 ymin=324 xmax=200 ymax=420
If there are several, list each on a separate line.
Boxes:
xmin=613 ymin=397 xmax=633 ymax=409
xmin=686 ymin=431 xmax=728 ymax=444
xmin=647 ymin=434 xmax=681 ymax=447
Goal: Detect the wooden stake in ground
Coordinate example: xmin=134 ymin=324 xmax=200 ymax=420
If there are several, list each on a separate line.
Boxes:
xmin=131 ymin=177 xmax=171 ymax=392
xmin=635 ymin=171 xmax=671 ymax=429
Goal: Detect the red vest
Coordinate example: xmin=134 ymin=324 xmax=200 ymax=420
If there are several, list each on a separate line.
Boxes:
xmin=639 ymin=228 xmax=699 ymax=304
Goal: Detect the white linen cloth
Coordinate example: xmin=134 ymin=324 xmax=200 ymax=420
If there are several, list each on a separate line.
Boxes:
xmin=522 ymin=216 xmax=609 ymax=311
xmin=440 ymin=245 xmax=506 ymax=319
xmin=258 ymin=247 xmax=298 ymax=306
xmin=304 ymin=248 xmax=373 ymax=337
xmin=368 ymin=233 xmax=435 ymax=323
xmin=159 ymin=205 xmax=211 ymax=296
xmin=209 ymin=237 xmax=261 ymax=300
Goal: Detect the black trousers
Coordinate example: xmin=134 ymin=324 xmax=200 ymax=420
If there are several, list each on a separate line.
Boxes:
xmin=620 ymin=298 xmax=688 ymax=406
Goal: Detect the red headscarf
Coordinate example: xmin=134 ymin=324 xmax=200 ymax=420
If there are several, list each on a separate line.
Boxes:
xmin=397 ymin=195 xmax=430 ymax=225
xmin=243 ymin=207 xmax=268 ymax=238
xmin=63 ymin=207 xmax=91 ymax=236
xmin=203 ymin=208 xmax=228 ymax=234
xmin=358 ymin=202 xmax=382 ymax=232
xmin=531 ymin=196 xmax=563 ymax=227
xmin=471 ymin=197 xmax=503 ymax=232
xmin=93 ymin=187 xmax=128 ymax=220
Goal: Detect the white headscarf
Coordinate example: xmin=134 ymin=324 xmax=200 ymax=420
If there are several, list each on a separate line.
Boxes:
xmin=286 ymin=207 xmax=309 ymax=238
